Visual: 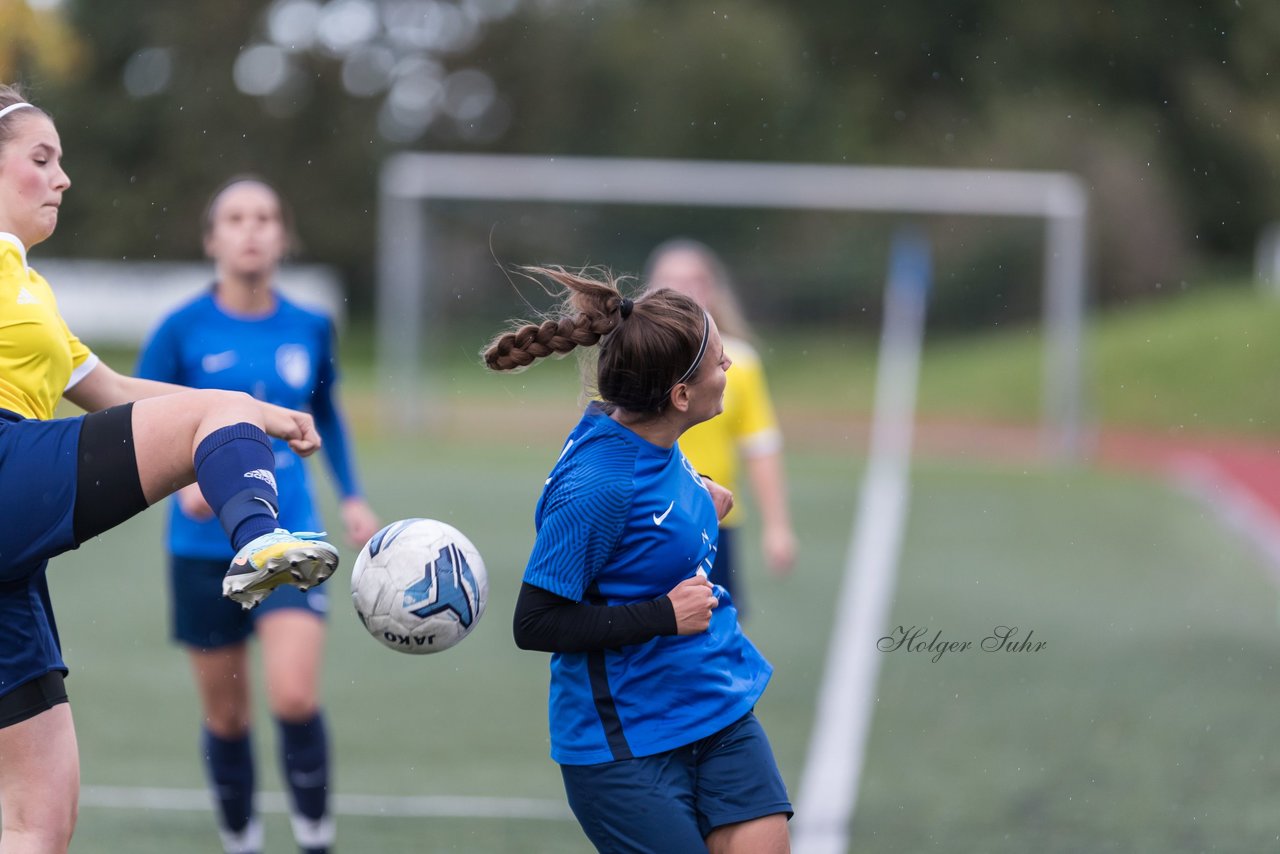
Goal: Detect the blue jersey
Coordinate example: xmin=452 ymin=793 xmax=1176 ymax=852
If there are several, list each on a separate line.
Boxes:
xmin=524 ymin=403 xmax=773 ymax=765
xmin=137 ymin=289 xmax=361 ymax=559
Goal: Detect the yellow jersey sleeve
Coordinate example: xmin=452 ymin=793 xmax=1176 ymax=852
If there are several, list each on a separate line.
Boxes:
xmin=0 ymin=238 xmax=98 ymax=420
xmin=676 ymin=336 xmax=782 ymax=527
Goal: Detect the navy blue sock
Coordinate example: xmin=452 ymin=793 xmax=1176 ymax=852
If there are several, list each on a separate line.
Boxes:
xmin=279 ymin=713 xmax=332 ymax=853
xmin=279 ymin=712 xmax=330 ymax=821
xmin=194 ymin=424 xmax=280 ymax=551
xmin=202 ymin=728 xmax=255 ymax=835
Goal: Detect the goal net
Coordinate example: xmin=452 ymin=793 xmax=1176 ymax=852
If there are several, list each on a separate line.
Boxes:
xmin=374 ymin=153 xmax=1089 ymax=457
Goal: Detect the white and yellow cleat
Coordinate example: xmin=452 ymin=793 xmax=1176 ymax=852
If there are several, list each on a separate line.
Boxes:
xmin=223 ymin=529 xmax=339 ymax=610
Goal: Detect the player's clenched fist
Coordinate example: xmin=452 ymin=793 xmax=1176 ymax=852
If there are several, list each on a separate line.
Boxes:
xmin=262 ymin=403 xmax=322 ymax=456
xmin=667 ymin=573 xmax=719 ymax=635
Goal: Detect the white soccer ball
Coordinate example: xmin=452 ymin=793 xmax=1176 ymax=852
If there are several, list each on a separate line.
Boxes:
xmin=350 ymin=518 xmax=488 ymax=655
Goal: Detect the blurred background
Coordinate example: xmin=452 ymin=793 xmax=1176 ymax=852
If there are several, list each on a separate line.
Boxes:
xmin=12 ymin=0 xmax=1279 ymax=325
xmin=11 ymin=1 xmax=1280 ymax=852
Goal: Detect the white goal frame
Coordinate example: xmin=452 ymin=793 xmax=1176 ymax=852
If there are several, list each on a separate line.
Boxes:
xmin=376 ymin=153 xmax=1089 ymax=457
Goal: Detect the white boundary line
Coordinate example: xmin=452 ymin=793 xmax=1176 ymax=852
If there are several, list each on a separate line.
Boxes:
xmin=791 ymin=234 xmax=930 ymax=854
xmin=1168 ymin=454 xmax=1280 ymax=585
xmin=78 ymin=785 xmax=573 ymax=822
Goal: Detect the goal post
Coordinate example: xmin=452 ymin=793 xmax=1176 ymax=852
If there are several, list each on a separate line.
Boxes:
xmin=376 ymin=153 xmax=1089 ymax=458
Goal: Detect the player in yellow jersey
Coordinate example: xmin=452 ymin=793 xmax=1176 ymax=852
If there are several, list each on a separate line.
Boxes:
xmin=0 ymin=85 xmax=339 ymax=853
xmin=645 ymin=239 xmax=797 ymax=612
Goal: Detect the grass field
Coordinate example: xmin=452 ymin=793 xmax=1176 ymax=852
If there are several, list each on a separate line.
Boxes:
xmin=42 ymin=286 xmax=1280 ymax=852
xmin=47 ymin=413 xmax=1280 ymax=852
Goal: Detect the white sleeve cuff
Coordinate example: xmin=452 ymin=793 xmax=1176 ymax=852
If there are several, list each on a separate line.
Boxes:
xmin=740 ymin=428 xmax=783 ymax=457
xmin=65 ymin=353 xmax=100 ymax=391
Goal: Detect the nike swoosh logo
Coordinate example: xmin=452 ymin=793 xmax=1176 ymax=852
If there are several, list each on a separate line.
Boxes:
xmin=653 ymin=501 xmax=675 ymax=526
xmin=290 ymin=769 xmax=328 ymax=788
xmin=202 ymin=351 xmax=238 ymax=373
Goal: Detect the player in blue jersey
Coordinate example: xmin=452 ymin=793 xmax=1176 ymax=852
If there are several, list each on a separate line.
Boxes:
xmin=137 ymin=176 xmax=378 ymax=854
xmin=485 ymin=267 xmax=792 ymax=853
xmin=0 ymin=86 xmax=339 ymax=853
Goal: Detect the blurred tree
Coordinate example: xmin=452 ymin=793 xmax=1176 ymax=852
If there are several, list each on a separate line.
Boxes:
xmin=0 ymin=1 xmax=86 ymax=83
xmin=4 ymin=0 xmax=1279 ymax=325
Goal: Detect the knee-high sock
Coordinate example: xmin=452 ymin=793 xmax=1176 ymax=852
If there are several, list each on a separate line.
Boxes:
xmin=194 ymin=424 xmax=280 ymax=551
xmin=278 ymin=713 xmax=334 ymax=853
xmin=202 ymin=728 xmax=260 ymax=853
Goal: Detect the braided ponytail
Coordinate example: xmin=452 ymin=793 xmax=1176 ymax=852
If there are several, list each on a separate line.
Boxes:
xmin=483 ymin=266 xmax=628 ymax=371
xmin=482 ymin=265 xmax=706 ymax=416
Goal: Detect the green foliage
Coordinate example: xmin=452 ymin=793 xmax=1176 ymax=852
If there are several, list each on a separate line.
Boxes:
xmin=8 ymin=0 xmax=1280 ymax=323
xmin=905 ymin=282 xmax=1280 ymax=434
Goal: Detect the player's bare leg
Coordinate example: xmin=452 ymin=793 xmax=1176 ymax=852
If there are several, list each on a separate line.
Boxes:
xmin=0 ymin=705 xmax=79 ymax=854
xmin=706 ymin=814 xmax=790 ymax=854
xmin=130 ymin=391 xmax=337 ymax=608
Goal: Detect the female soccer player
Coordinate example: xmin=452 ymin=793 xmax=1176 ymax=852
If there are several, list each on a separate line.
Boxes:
xmin=0 ymin=87 xmax=338 ymax=853
xmin=486 ymin=267 xmax=791 ymax=853
xmin=645 ymin=238 xmax=797 ymax=611
xmin=137 ymin=176 xmax=378 ymax=854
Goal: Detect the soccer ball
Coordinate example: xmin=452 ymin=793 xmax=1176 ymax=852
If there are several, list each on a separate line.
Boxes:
xmin=350 ymin=518 xmax=488 ymax=655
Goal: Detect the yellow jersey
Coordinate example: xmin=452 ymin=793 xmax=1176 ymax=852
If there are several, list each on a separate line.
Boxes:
xmin=0 ymin=234 xmax=97 ymax=421
xmin=677 ymin=336 xmax=781 ymax=527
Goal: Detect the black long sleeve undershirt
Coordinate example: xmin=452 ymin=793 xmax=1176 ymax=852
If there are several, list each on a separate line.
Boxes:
xmin=512 ymin=582 xmax=678 ymax=653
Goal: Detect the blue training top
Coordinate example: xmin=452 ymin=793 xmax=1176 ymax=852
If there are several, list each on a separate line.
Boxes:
xmin=524 ymin=403 xmax=773 ymax=765
xmin=137 ymin=289 xmax=361 ymax=559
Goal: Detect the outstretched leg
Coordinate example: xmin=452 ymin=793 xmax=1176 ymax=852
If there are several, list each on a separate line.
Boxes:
xmin=127 ymin=390 xmax=337 ymax=607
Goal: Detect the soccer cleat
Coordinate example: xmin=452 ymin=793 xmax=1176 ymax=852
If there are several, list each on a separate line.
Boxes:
xmin=223 ymin=529 xmax=339 ymax=610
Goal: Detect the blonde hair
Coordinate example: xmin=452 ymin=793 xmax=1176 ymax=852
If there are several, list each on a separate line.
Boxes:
xmin=643 ymin=238 xmax=754 ymax=341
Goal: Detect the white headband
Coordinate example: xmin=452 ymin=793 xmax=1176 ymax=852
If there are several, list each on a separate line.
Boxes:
xmin=0 ymin=103 xmax=35 ymax=123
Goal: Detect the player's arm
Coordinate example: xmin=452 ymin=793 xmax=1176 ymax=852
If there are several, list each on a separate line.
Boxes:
xmin=744 ymin=449 xmax=796 ymax=574
xmin=64 ymin=362 xmax=323 ymax=457
xmin=310 ymin=320 xmax=379 ymax=545
xmin=736 ymin=349 xmax=797 ymax=574
xmin=701 ymin=475 xmax=734 ymax=520
xmin=516 ymin=452 xmax=717 ymax=652
xmin=63 ymin=361 xmax=189 ymax=411
xmin=513 ymin=582 xmax=675 ymax=652
xmin=513 ymin=575 xmax=717 ymax=653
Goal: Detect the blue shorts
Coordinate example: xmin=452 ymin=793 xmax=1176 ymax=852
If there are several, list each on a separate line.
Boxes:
xmin=560 ymin=711 xmax=791 ymax=852
xmin=0 ymin=406 xmax=146 ymax=699
xmin=170 ymin=555 xmax=328 ymax=649
xmin=709 ymin=525 xmax=740 ymax=609
xmin=0 ymin=411 xmax=82 ymax=576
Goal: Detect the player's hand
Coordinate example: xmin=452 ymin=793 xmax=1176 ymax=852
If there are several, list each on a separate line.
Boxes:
xmin=764 ymin=524 xmax=797 ymax=576
xmin=667 ymin=572 xmax=718 ymax=635
xmin=703 ymin=477 xmax=734 ymax=521
xmin=262 ymin=405 xmax=322 ymax=457
xmin=341 ymin=497 xmax=381 ymax=547
xmin=177 ymin=484 xmax=214 ymax=520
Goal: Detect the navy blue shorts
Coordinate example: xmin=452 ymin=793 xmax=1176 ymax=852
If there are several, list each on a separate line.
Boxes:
xmin=709 ymin=525 xmax=740 ymax=610
xmin=170 ymin=555 xmax=328 ymax=649
xmin=0 ymin=406 xmax=146 ymax=702
xmin=560 ymin=711 xmax=791 ymax=852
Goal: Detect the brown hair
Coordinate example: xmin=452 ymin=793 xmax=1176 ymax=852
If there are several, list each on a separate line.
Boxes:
xmin=201 ymin=173 xmax=300 ymax=254
xmin=0 ymin=84 xmax=51 ymax=153
xmin=643 ymin=237 xmax=754 ymax=341
xmin=483 ymin=266 xmax=707 ymax=416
